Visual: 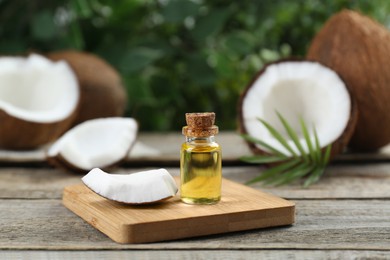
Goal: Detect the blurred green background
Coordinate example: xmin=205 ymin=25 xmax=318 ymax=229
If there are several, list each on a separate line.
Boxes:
xmin=1 ymin=0 xmax=389 ymax=131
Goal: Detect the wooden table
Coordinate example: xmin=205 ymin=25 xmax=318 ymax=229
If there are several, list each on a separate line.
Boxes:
xmin=1 ymin=132 xmax=389 ymax=259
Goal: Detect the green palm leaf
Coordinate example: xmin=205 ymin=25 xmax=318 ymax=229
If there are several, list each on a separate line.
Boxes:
xmin=245 ymin=159 xmax=301 ymax=185
xmin=240 ymin=155 xmax=287 ymax=164
xmin=241 ymin=113 xmax=333 ymax=187
xmin=323 ymin=143 xmax=332 ymax=166
xmin=271 ymin=163 xmax=314 ymax=186
xmin=303 ymin=166 xmax=326 ymax=187
xmin=300 ymin=117 xmax=316 ymax=162
xmin=276 ymin=112 xmax=308 ymax=162
xmin=241 ymin=134 xmax=288 ymax=158
xmin=257 ymin=118 xmax=298 ymax=157
xmin=313 ymin=126 xmax=322 ymax=164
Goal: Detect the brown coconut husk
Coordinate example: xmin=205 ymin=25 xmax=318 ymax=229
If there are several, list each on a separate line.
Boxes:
xmin=307 ymin=9 xmax=390 ymax=151
xmin=0 ymin=53 xmax=79 ymax=150
xmin=237 ymin=59 xmax=358 ymax=159
xmin=47 ymin=50 xmax=127 ymax=126
xmin=0 ymin=109 xmax=77 ymax=150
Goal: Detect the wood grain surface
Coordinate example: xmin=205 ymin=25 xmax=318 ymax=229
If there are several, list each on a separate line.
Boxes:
xmin=63 ymin=177 xmax=295 ymax=243
xmin=1 ymin=250 xmax=389 ymax=259
xmin=1 ymin=133 xmax=390 ymax=258
xmin=1 ymin=199 xmax=389 ymax=250
xmin=1 ymin=164 xmax=390 ymax=200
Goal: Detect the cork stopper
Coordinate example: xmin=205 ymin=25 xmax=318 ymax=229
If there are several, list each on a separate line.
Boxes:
xmin=182 ymin=112 xmax=219 ymax=137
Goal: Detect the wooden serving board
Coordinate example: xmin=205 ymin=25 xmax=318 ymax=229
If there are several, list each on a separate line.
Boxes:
xmin=63 ymin=177 xmax=295 ymax=244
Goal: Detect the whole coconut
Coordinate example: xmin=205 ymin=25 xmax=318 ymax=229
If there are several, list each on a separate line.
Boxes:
xmin=307 ymin=10 xmax=390 ymax=151
xmin=47 ymin=50 xmax=127 ymax=126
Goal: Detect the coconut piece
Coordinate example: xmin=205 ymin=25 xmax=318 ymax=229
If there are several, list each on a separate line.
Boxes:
xmin=238 ymin=60 xmax=357 ymax=158
xmin=82 ymin=168 xmax=178 ymax=204
xmin=307 ymin=10 xmax=390 ymax=151
xmin=47 ymin=117 xmax=137 ymax=172
xmin=46 ymin=50 xmax=127 ymax=126
xmin=0 ymin=54 xmax=79 ymax=149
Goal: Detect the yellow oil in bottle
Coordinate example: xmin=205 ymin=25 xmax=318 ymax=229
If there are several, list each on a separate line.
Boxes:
xmin=180 ymin=139 xmax=222 ymax=204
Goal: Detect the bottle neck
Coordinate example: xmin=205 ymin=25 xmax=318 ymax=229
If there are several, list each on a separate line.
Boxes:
xmin=185 ymin=136 xmax=215 ymax=143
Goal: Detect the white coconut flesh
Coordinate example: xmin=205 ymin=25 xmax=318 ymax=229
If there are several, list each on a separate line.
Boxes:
xmin=0 ymin=54 xmax=79 ymax=123
xmin=242 ymin=61 xmax=351 ymax=156
xmin=47 ymin=117 xmax=138 ymax=171
xmin=82 ymin=168 xmax=178 ymax=204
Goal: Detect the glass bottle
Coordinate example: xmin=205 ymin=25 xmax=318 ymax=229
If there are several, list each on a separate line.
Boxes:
xmin=180 ymin=112 xmax=222 ymax=204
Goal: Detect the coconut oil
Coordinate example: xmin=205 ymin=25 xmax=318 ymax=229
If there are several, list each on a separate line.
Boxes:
xmin=180 ymin=113 xmax=222 ymax=205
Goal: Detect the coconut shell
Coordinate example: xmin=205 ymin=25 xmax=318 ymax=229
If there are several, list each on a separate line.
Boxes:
xmin=307 ymin=9 xmax=390 ymax=151
xmin=46 ymin=139 xmax=133 ymax=173
xmin=237 ymin=59 xmax=358 ymax=159
xmin=0 ymin=54 xmax=79 ymax=150
xmin=46 ymin=117 xmax=138 ymax=173
xmin=47 ymin=50 xmax=127 ymax=126
xmin=0 ymin=109 xmax=76 ymax=150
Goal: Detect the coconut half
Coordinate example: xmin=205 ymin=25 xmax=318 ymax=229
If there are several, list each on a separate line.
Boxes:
xmin=307 ymin=10 xmax=390 ymax=151
xmin=47 ymin=117 xmax=138 ymax=172
xmin=238 ymin=60 xmax=357 ymax=157
xmin=82 ymin=168 xmax=178 ymax=204
xmin=0 ymin=54 xmax=79 ymax=149
xmin=47 ymin=50 xmax=127 ymax=126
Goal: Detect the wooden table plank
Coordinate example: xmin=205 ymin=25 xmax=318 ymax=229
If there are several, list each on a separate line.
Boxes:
xmin=229 ymin=164 xmax=390 ymax=199
xmin=1 ymin=199 xmax=389 ymax=250
xmin=1 ymin=250 xmax=388 ymax=259
xmin=1 ymin=164 xmax=390 ymax=200
xmin=1 ymin=131 xmax=389 ymax=257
